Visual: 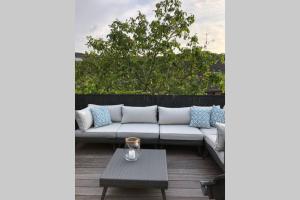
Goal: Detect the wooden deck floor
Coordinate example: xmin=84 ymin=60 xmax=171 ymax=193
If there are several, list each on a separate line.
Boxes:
xmin=75 ymin=144 xmax=222 ymax=200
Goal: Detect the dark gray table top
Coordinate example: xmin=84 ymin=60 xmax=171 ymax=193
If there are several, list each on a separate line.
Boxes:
xmin=100 ymin=148 xmax=168 ymax=188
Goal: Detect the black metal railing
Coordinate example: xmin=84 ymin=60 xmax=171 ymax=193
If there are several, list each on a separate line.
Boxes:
xmin=75 ymin=94 xmax=225 ymax=110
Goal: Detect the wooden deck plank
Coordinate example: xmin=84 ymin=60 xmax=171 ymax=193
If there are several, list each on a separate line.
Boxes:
xmin=76 ymin=187 xmax=205 ymax=197
xmin=76 ymin=195 xmax=209 ymax=200
xmin=75 ymin=143 xmax=222 ymax=200
xmin=76 ymin=179 xmax=202 ymax=189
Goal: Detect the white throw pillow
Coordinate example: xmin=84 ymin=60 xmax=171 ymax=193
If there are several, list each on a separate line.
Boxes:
xmin=121 ymin=105 xmax=157 ymax=123
xmin=215 ymin=122 xmax=225 ymax=151
xmin=158 ymin=107 xmax=191 ymax=124
xmin=88 ymin=104 xmax=123 ymax=122
xmin=75 ymin=107 xmax=93 ymax=130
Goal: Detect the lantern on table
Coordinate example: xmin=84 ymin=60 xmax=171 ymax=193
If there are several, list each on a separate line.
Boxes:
xmin=124 ymin=137 xmax=141 ymax=161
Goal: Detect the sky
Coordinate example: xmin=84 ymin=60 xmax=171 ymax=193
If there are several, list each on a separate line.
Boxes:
xmin=75 ymin=0 xmax=224 ymax=53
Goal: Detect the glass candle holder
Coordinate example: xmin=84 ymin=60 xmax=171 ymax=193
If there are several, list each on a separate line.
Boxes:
xmin=124 ymin=137 xmax=141 ymax=161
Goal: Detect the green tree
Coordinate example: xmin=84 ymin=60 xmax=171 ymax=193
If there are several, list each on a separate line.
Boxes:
xmin=76 ymin=0 xmax=225 ymax=95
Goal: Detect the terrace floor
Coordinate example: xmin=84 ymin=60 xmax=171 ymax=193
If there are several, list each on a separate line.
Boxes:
xmin=76 ymin=143 xmax=222 ymax=200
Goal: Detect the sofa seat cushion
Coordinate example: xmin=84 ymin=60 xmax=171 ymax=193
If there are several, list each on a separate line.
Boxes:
xmin=75 ymin=123 xmax=121 ymax=138
xmin=204 ymin=134 xmax=217 ymax=148
xmin=204 ymin=134 xmax=224 ymax=164
xmin=200 ymin=128 xmax=218 ymax=136
xmin=117 ymin=123 xmax=159 ymax=139
xmin=159 ymin=125 xmax=204 ymax=141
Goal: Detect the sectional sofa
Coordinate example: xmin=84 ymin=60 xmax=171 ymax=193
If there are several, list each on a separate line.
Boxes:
xmin=75 ymin=104 xmax=225 ymax=171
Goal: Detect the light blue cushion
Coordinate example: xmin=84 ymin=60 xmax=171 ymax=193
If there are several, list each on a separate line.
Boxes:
xmin=189 ymin=106 xmax=211 ymax=128
xmin=210 ymin=106 xmax=225 ymax=127
xmin=90 ymin=106 xmax=112 ymax=128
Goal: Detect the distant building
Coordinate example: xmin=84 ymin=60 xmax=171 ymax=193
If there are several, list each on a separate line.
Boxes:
xmin=75 ymin=52 xmax=85 ymax=61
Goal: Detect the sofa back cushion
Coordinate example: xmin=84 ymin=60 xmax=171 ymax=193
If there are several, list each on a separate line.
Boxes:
xmin=121 ymin=105 xmax=157 ymax=123
xmin=158 ymin=107 xmax=191 ymax=125
xmin=75 ymin=107 xmax=93 ymax=130
xmin=88 ymin=104 xmax=123 ymax=122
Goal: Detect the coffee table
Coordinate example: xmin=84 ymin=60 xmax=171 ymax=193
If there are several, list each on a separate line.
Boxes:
xmin=99 ymin=148 xmax=168 ymax=200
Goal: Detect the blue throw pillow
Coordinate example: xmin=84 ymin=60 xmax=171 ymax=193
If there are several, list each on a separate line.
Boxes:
xmin=90 ymin=106 xmax=112 ymax=128
xmin=190 ymin=106 xmax=211 ymax=128
xmin=210 ymin=106 xmax=225 ymax=127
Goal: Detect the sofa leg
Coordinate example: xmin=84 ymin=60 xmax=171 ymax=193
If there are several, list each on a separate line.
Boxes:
xmin=197 ymin=145 xmax=204 ymax=156
xmin=203 ymin=147 xmax=209 ymax=159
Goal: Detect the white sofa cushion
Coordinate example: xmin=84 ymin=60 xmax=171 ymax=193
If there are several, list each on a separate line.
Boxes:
xmin=215 ymin=123 xmax=225 ymax=151
xmin=204 ymin=134 xmax=217 ymax=148
xmin=88 ymin=104 xmax=123 ymax=122
xmin=158 ymin=107 xmax=191 ymax=124
xmin=204 ymin=134 xmax=224 ymax=164
xmin=200 ymin=128 xmax=218 ymax=136
xmin=121 ymin=106 xmax=157 ymax=123
xmin=159 ymin=125 xmax=204 ymax=141
xmin=117 ymin=123 xmax=159 ymax=139
xmin=75 ymin=107 xmax=93 ymax=130
xmin=75 ymin=123 xmax=121 ymax=138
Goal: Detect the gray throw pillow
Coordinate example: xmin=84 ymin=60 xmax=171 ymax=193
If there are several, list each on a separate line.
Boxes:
xmin=158 ymin=107 xmax=191 ymax=124
xmin=88 ymin=104 xmax=123 ymax=122
xmin=121 ymin=105 xmax=157 ymax=123
xmin=75 ymin=107 xmax=93 ymax=130
xmin=215 ymin=122 xmax=225 ymax=151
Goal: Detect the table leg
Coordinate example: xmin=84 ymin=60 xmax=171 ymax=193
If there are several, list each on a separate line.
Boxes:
xmin=161 ymin=188 xmax=166 ymax=200
xmin=101 ymin=187 xmax=107 ymax=200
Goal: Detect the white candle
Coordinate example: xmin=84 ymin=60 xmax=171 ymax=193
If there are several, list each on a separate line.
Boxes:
xmin=128 ymin=149 xmax=136 ymax=159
